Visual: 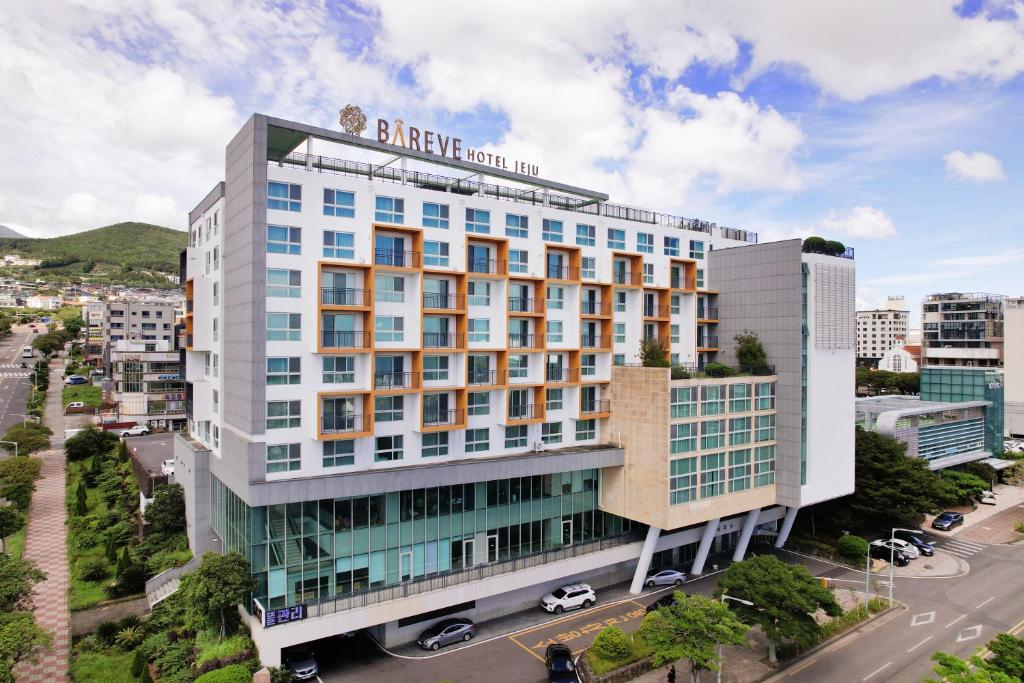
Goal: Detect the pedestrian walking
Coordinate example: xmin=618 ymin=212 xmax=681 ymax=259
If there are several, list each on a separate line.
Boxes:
xmin=667 ymin=664 xmax=676 ymax=683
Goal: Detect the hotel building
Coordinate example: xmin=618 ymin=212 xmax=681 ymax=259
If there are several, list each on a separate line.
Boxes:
xmin=170 ymin=114 xmax=855 ymax=665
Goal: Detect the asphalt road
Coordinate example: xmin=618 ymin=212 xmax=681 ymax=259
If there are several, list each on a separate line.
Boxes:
xmin=0 ymin=324 xmax=37 ymax=436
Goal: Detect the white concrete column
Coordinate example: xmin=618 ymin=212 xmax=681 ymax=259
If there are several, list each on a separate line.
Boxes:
xmin=731 ymin=507 xmax=762 ymax=562
xmin=773 ymin=507 xmax=799 ymax=548
xmin=629 ymin=526 xmax=662 ymax=594
xmin=690 ymin=517 xmax=721 ymax=576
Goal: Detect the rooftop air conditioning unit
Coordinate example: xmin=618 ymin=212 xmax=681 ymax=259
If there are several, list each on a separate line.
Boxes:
xmin=533 ymin=441 xmax=544 ymax=452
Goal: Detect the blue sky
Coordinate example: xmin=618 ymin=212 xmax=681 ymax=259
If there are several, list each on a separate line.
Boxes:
xmin=1 ymin=0 xmax=1022 ymax=321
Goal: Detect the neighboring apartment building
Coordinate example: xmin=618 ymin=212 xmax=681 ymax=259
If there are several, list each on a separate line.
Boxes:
xmin=109 ymin=339 xmax=186 ymax=430
xmin=1005 ymin=297 xmax=1024 ymax=437
xmin=82 ymin=300 xmax=106 ymax=359
xmin=856 ymin=296 xmax=908 ymax=365
xmin=921 ymin=292 xmax=1004 ymax=368
xmin=101 ymin=299 xmax=180 ymax=366
xmin=172 ymin=114 xmax=855 ymax=665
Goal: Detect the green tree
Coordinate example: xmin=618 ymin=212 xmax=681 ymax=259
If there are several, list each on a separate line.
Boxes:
xmin=801 ymin=236 xmax=827 ymax=253
xmin=194 ymin=664 xmax=253 ymax=683
xmin=592 ymin=626 xmax=632 ymax=661
xmin=30 ymin=331 xmax=65 ymax=356
xmin=104 ymin=534 xmax=118 ymax=563
xmin=926 ymin=652 xmax=1019 ymax=683
xmin=64 ymin=426 xmax=118 ymax=462
xmin=939 ymin=470 xmax=988 ymax=504
xmin=0 ymin=611 xmax=52 ymax=682
xmin=989 ymin=633 xmax=1024 ymax=680
xmin=637 ymin=592 xmax=748 ymax=683
xmin=144 ymin=484 xmax=186 ymax=536
xmin=834 ymin=534 xmax=869 ymax=565
xmin=181 ymin=552 xmax=257 ymax=637
xmin=891 ymin=372 xmax=919 ymax=394
xmin=715 ymin=556 xmax=841 ymax=664
xmin=0 ymin=423 xmax=51 ymax=455
xmin=73 ymin=480 xmax=88 ymax=516
xmin=734 ymin=330 xmax=770 ymax=374
xmin=0 ymin=505 xmax=25 ymax=555
xmin=702 ymin=361 xmax=737 ymax=378
xmin=640 ymin=337 xmax=670 ymax=368
xmin=0 ymin=554 xmax=46 ymax=612
xmin=0 ymin=457 xmax=42 ymax=512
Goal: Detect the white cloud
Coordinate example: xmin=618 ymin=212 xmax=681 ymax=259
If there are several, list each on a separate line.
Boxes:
xmin=820 ymin=206 xmax=896 ymax=239
xmin=943 ymin=150 xmax=1007 ymax=182
xmin=933 ymin=247 xmax=1024 ymax=267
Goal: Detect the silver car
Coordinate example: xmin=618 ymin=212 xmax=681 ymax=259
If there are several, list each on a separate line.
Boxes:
xmin=417 ymin=617 xmax=476 ymax=650
xmin=645 ymin=568 xmax=687 ymax=587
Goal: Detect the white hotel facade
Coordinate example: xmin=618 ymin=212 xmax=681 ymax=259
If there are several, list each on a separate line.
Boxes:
xmin=172 ymin=114 xmax=855 ymax=664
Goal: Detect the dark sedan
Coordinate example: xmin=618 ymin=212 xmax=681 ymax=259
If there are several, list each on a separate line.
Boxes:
xmin=870 ymin=544 xmax=909 ymax=566
xmin=895 ymin=531 xmax=935 ymax=556
xmin=932 ymin=511 xmax=965 ymax=531
xmin=545 ymin=643 xmax=578 ymax=682
xmin=646 ymin=592 xmax=683 ymax=613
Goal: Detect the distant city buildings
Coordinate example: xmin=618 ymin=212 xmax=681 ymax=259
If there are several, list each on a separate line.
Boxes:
xmin=26 ymin=294 xmax=61 ymax=310
xmin=1004 ymin=297 xmax=1024 ymax=437
xmin=3 ymin=254 xmax=42 ymax=267
xmin=856 ymin=296 xmax=908 ymax=367
xmin=921 ymin=292 xmax=1004 ymax=369
xmin=878 ymin=344 xmax=919 ymax=373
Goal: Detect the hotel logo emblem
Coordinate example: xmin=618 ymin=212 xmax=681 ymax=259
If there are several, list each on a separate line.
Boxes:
xmin=339 ymin=105 xmax=367 ymax=136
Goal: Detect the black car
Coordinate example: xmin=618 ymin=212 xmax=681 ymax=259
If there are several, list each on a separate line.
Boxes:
xmin=894 ymin=531 xmax=935 ymax=556
xmin=646 ymin=593 xmax=682 ymax=613
xmin=870 ymin=544 xmax=909 ymax=566
xmin=932 ymin=511 xmax=965 ymax=531
xmin=545 ymin=643 xmax=577 ymax=682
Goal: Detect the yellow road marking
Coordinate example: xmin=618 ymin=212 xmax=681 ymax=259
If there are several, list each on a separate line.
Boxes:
xmin=629 ymin=599 xmax=648 ymax=610
xmin=507 ymin=635 xmax=546 ymax=663
xmin=786 ymin=658 xmax=817 ymax=676
xmin=509 ymin=602 xmax=624 ymax=638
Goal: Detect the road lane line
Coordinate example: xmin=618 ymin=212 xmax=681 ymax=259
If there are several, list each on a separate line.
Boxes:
xmin=907 ymin=635 xmax=933 ymax=653
xmin=826 ymin=631 xmax=859 ymax=653
xmin=786 ymin=658 xmax=817 ymax=676
xmin=976 ymin=596 xmax=995 ymax=609
xmin=507 ymin=635 xmax=546 ymax=663
xmin=946 ymin=614 xmax=967 ymax=628
xmin=862 ymin=662 xmax=891 ymax=681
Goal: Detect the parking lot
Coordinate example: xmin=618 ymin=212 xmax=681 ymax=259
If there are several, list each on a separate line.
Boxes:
xmin=122 ymin=431 xmax=176 ymax=473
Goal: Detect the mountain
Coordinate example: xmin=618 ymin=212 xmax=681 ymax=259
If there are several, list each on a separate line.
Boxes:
xmin=0 ymin=225 xmax=24 ymax=239
xmin=0 ymin=222 xmax=186 ymax=275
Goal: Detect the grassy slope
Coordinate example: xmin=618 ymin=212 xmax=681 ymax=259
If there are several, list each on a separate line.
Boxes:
xmin=63 ymin=385 xmax=103 ymax=408
xmin=66 ymin=459 xmax=113 ymax=610
xmin=70 ymin=651 xmax=136 ymax=683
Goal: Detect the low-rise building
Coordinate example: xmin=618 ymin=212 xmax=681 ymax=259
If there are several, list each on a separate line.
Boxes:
xmin=878 ymin=345 xmax=919 ymax=373
xmin=110 ymin=339 xmax=186 ymax=430
xmin=26 ymin=294 xmax=61 ymax=310
xmin=920 ymin=367 xmax=1004 ymax=454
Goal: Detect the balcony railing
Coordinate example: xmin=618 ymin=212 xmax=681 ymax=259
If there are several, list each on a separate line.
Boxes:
xmin=508 ymin=403 xmax=536 ymax=420
xmin=698 ymin=335 xmax=720 ymax=348
xmin=468 ymin=258 xmax=506 ymax=275
xmin=321 ymin=414 xmax=367 ymax=434
xmin=580 ymin=399 xmax=611 ymax=415
xmin=546 ymin=265 xmax=580 ymax=281
xmin=375 ymin=249 xmax=420 ymax=268
xmin=423 ymin=293 xmax=464 ymax=310
xmin=508 ymin=297 xmax=541 ymax=314
xmin=468 ymin=369 xmax=498 ymax=386
xmin=698 ymin=306 xmax=719 ymax=320
xmin=423 ymin=332 xmax=464 ymax=348
xmin=644 ymin=305 xmax=670 ymax=318
xmin=509 ymin=333 xmax=543 ymax=348
xmin=613 ymin=270 xmax=640 ymax=286
xmin=321 ymin=330 xmax=370 ymax=348
xmin=580 ymin=334 xmax=611 ymax=348
xmin=546 ymin=367 xmax=580 ymax=383
xmin=580 ymin=301 xmax=611 ymax=316
xmin=423 ymin=408 xmax=465 ymax=427
xmin=374 ymin=372 xmax=419 ymax=390
xmin=321 ymin=288 xmax=369 ymax=306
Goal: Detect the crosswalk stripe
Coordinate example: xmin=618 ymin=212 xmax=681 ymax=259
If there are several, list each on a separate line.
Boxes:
xmin=946 ymin=539 xmax=985 ymax=550
xmin=940 ymin=548 xmax=975 ymax=558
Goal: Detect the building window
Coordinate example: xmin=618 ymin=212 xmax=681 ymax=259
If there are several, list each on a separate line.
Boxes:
xmin=755 ymin=382 xmax=775 ymax=410
xmin=323 ymin=189 xmax=355 ymax=217
xmin=576 ymin=223 xmax=595 ymax=246
xmin=700 ymin=453 xmax=725 ymax=498
xmin=546 ymin=388 xmax=563 ymax=411
xmin=546 ymin=286 xmax=564 ymax=310
xmin=505 ymin=425 xmax=528 ymax=449
xmin=505 ymin=213 xmax=527 ymax=238
xmin=729 ymin=449 xmax=752 ymax=492
xmin=614 ymin=323 xmax=625 ymax=344
xmin=375 ymin=196 xmax=405 ymax=223
xmin=267 ymin=269 xmax=301 ymax=298
xmin=468 ymin=281 xmax=491 ymax=306
xmin=266 ymin=401 xmax=301 ymax=429
xmin=670 ymin=324 xmax=680 ymax=344
xmin=700 ymin=385 xmax=725 ymax=415
xmin=643 ymin=262 xmax=654 ymax=285
xmin=615 ymin=291 xmax=627 ymax=312
xmin=323 ymin=230 xmax=355 ymax=259
xmin=268 ymin=181 xmax=301 ymax=212
xmin=542 ymin=421 xmax=563 ymax=444
xmin=323 ymin=440 xmax=355 ymax=467
xmin=613 ymin=353 xmax=625 ymax=366
xmin=542 ymin=219 xmax=563 ymax=243
xmin=689 ymin=240 xmax=704 ymax=260
xmin=670 ymin=457 xmax=697 ymax=504
xmin=323 ymin=356 xmax=355 ymax=383
xmin=266 ymin=443 xmax=300 ymax=473
xmin=637 ymin=232 xmax=654 ymax=253
xmin=267 ymin=357 xmax=300 ymax=385
xmin=422 ymin=432 xmax=449 ymax=458
xmin=546 ymin=321 xmax=563 ymax=343
xmin=423 ymin=241 xmax=450 ymax=267
xmin=374 ymin=316 xmax=404 ymax=342
xmin=701 ymin=419 xmax=725 ymax=450
xmin=729 ymin=384 xmax=752 ymax=412
xmin=266 ymin=313 xmax=301 ymax=341
xmin=581 ymin=354 xmax=596 ymax=377
xmin=468 ymin=391 xmax=490 ymax=416
xmin=374 ymin=274 xmax=405 ymax=303
xmin=423 ymin=202 xmax=450 ymax=229
xmin=755 ymin=414 xmax=775 ymax=442
xmin=664 ymin=236 xmax=680 ymax=257
xmin=576 ymin=419 xmax=596 ymax=441
xmin=374 ymin=395 xmax=404 ymax=422
xmin=509 ymin=249 xmax=528 ymax=274
xmin=465 ymin=428 xmax=489 ymax=453
xmin=423 ymin=355 xmax=450 ymax=382
xmin=375 ymin=435 xmax=404 ymax=461
xmin=212 ymin=425 xmax=219 ymax=448
xmin=465 ymin=208 xmax=490 ymax=234
xmin=212 ymin=281 xmax=219 ymax=306
xmin=581 ymin=257 xmax=596 ymax=279
xmin=670 ymin=422 xmax=697 ymax=454
xmin=754 ymin=445 xmax=776 ymax=486
xmin=267 ymin=225 xmax=301 ymax=254
xmin=607 ymin=228 xmax=625 ymax=250
xmin=729 ymin=417 xmax=751 ymax=446
xmin=468 ymin=319 xmax=490 ymax=343
xmin=508 ymin=354 xmax=528 ymax=379
xmin=696 ymin=269 xmax=704 ymax=289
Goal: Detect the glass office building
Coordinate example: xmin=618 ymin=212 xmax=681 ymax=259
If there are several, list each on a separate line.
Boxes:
xmin=920 ymin=367 xmax=1004 ymax=453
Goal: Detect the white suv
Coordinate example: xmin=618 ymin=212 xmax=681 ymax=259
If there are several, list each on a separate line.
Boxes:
xmin=541 ymin=583 xmax=596 ymax=613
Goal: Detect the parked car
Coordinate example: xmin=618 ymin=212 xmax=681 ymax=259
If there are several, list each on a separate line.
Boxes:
xmin=160 ymin=459 xmax=175 ymax=476
xmin=893 ymin=531 xmax=934 ymax=556
xmin=644 ymin=568 xmax=687 ymax=588
xmin=545 ymin=643 xmax=578 ymax=683
xmin=64 ymin=375 xmax=88 ymax=385
xmin=869 ymin=544 xmax=909 ymax=566
xmin=64 ymin=401 xmax=84 ymax=410
xmin=870 ymin=538 xmax=919 ymax=559
xmin=417 ymin=617 xmax=476 ymax=650
xmin=284 ymin=647 xmax=318 ymax=681
xmin=932 ymin=511 xmax=965 ymax=531
xmin=978 ymin=491 xmax=997 ymax=506
xmin=646 ymin=592 xmax=683 ymax=613
xmin=541 ymin=583 xmax=596 ymax=614
xmin=119 ymin=425 xmax=150 ymax=437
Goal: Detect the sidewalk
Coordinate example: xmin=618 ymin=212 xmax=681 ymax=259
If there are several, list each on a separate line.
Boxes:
xmin=925 ymin=484 xmax=1024 ymax=542
xmin=15 ymin=361 xmax=70 ymax=682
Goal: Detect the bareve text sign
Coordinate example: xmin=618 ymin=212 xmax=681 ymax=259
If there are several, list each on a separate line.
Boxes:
xmin=376 ymin=118 xmax=539 ymax=177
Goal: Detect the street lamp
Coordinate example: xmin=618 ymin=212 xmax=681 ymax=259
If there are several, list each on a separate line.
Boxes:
xmin=0 ymin=440 xmax=18 ymax=458
xmin=718 ymin=594 xmax=755 ymax=683
xmin=888 ymin=527 xmax=919 ymax=603
xmin=12 ymin=414 xmax=33 ymax=427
